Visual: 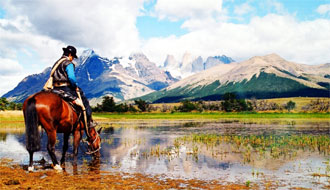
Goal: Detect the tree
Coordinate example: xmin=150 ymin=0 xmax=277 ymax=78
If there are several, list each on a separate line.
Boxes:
xmin=223 ymin=92 xmax=236 ymax=102
xmin=177 ymin=100 xmax=198 ymax=112
xmin=221 ymin=92 xmax=254 ymax=112
xmin=0 ymin=97 xmax=22 ymax=110
xmin=285 ymin=100 xmax=296 ymax=112
xmin=101 ymin=96 xmax=116 ymax=112
xmin=134 ymin=99 xmax=150 ymax=112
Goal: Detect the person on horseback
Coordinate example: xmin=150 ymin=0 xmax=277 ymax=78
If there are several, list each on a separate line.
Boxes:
xmin=51 ymin=45 xmax=95 ymax=128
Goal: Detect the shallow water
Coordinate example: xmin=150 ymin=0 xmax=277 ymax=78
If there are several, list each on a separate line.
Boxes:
xmin=0 ymin=119 xmax=329 ymax=189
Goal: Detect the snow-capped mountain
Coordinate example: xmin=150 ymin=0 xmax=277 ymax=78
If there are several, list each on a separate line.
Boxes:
xmin=3 ymin=50 xmax=178 ymax=104
xmin=140 ymin=54 xmax=330 ymax=103
xmin=162 ymin=53 xmax=235 ymax=78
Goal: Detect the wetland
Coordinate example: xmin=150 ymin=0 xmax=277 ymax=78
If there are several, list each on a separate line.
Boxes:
xmin=0 ymin=112 xmax=330 ymax=189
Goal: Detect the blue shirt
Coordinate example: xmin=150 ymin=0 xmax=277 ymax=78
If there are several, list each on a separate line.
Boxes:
xmin=65 ymin=63 xmax=78 ymax=88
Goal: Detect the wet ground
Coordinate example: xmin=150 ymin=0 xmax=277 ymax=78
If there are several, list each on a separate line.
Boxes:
xmin=0 ymin=119 xmax=330 ymax=189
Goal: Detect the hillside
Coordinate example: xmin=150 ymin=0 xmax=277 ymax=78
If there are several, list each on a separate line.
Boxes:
xmin=139 ymin=54 xmax=330 ymax=103
xmin=3 ymin=50 xmax=178 ymax=103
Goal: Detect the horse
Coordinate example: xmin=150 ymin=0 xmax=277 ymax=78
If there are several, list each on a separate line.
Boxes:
xmin=23 ymin=91 xmax=101 ymax=171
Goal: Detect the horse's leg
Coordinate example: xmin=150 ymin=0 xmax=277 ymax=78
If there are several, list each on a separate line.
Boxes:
xmin=28 ymin=151 xmax=34 ymax=171
xmin=60 ymin=133 xmax=70 ymax=166
xmin=72 ymin=128 xmax=82 ymax=174
xmin=73 ymin=129 xmax=82 ymax=157
xmin=46 ymin=130 xmax=62 ymax=170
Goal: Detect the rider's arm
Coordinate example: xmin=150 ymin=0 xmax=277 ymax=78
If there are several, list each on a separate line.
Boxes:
xmin=65 ymin=63 xmax=78 ymax=89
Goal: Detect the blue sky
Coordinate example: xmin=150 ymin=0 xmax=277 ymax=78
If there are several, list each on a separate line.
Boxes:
xmin=137 ymin=16 xmax=188 ymax=39
xmin=0 ymin=7 xmax=5 ymax=18
xmin=0 ymin=0 xmax=330 ymax=95
xmin=136 ymin=0 xmax=330 ymax=39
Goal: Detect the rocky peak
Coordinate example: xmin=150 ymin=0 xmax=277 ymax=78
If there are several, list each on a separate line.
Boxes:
xmin=130 ymin=53 xmax=149 ymax=62
xmin=163 ymin=55 xmax=178 ymax=68
xmin=191 ymin=56 xmax=204 ymax=72
xmin=78 ymin=49 xmax=95 ymax=65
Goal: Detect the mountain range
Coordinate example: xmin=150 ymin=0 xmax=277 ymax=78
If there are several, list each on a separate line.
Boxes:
xmin=3 ymin=50 xmax=179 ymax=104
xmin=140 ymin=54 xmax=330 ymax=103
xmin=3 ymin=51 xmax=329 ymax=104
xmin=162 ymin=53 xmax=235 ymax=78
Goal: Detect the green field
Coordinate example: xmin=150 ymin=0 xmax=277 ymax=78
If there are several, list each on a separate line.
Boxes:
xmin=1 ymin=110 xmax=329 ymax=121
xmin=94 ymin=112 xmax=330 ymax=120
xmin=1 ymin=110 xmax=329 ymax=129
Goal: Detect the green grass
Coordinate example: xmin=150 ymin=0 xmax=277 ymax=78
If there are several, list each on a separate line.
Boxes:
xmin=1 ymin=111 xmax=329 ymax=129
xmin=94 ymin=112 xmax=330 ymax=120
xmin=176 ymin=134 xmax=330 ymax=161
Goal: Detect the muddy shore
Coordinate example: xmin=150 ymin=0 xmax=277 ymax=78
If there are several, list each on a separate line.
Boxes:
xmin=0 ymin=159 xmax=255 ymax=190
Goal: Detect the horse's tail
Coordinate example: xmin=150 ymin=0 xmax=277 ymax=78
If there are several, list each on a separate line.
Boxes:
xmin=24 ymin=96 xmax=40 ymax=152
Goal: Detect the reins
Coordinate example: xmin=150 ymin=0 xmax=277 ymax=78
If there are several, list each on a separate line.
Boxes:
xmin=83 ymin=131 xmax=101 ymax=155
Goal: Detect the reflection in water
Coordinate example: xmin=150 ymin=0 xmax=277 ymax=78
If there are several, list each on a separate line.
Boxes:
xmin=0 ymin=120 xmax=329 ymax=189
xmin=0 ymin=133 xmax=7 ymax=141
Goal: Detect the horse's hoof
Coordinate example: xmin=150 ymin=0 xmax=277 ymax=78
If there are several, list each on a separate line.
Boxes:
xmin=53 ymin=164 xmax=62 ymax=171
xmin=28 ymin=166 xmax=34 ymax=172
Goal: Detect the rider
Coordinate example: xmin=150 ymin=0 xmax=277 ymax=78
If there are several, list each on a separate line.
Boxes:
xmin=52 ymin=45 xmax=95 ymax=128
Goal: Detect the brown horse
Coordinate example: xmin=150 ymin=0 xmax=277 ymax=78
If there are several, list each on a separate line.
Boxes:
xmin=23 ymin=91 xmax=101 ymax=171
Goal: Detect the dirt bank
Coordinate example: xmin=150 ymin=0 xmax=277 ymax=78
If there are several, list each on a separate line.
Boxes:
xmin=0 ymin=160 xmax=253 ymax=190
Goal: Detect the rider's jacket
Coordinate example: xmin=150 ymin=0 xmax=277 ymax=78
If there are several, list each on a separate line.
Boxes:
xmin=52 ymin=56 xmax=73 ymax=84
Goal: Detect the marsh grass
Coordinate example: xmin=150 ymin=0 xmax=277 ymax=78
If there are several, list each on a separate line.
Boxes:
xmin=94 ymin=112 xmax=329 ymax=120
xmin=1 ymin=110 xmax=328 ymax=129
xmin=176 ymin=134 xmax=330 ymax=163
xmin=0 ymin=111 xmax=23 ymax=122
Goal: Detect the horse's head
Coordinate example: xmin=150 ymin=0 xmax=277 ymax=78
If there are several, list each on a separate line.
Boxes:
xmin=85 ymin=127 xmax=102 ymax=155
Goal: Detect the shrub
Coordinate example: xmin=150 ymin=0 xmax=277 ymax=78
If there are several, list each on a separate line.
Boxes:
xmin=134 ymin=99 xmax=150 ymax=112
xmin=0 ymin=97 xmax=22 ymax=110
xmin=221 ymin=92 xmax=253 ymax=112
xmin=285 ymin=100 xmax=296 ymax=112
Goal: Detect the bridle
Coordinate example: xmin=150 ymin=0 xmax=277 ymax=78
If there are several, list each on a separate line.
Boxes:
xmin=84 ymin=131 xmax=101 ymax=155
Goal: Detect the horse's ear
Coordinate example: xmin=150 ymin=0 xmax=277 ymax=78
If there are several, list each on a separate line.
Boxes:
xmin=97 ymin=127 xmax=103 ymax=134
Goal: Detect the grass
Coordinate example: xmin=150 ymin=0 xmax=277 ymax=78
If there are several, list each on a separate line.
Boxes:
xmin=0 ymin=111 xmax=24 ymax=130
xmin=1 ymin=110 xmax=329 ymax=129
xmin=264 ymin=97 xmax=328 ymax=111
xmin=94 ymin=112 xmax=330 ymax=120
xmin=0 ymin=111 xmax=23 ymax=122
xmin=176 ymin=134 xmax=330 ymax=163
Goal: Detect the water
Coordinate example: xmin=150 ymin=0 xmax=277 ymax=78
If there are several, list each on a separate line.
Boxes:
xmin=0 ymin=120 xmax=329 ymax=189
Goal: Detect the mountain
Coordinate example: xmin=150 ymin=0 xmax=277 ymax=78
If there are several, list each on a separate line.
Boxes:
xmin=162 ymin=53 xmax=235 ymax=78
xmin=3 ymin=50 xmax=178 ymax=104
xmin=139 ymin=54 xmax=330 ymax=103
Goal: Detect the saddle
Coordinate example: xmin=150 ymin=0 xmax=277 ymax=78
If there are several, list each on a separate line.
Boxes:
xmin=47 ymin=89 xmax=97 ymax=130
xmin=47 ymin=89 xmax=88 ymax=133
xmin=49 ymin=89 xmax=82 ymax=115
xmin=51 ymin=89 xmax=77 ymax=102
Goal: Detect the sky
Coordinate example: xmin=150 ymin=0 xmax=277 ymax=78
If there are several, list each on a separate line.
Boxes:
xmin=0 ymin=0 xmax=330 ymax=96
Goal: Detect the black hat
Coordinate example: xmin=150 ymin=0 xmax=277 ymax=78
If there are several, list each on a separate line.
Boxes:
xmin=63 ymin=45 xmax=78 ymax=58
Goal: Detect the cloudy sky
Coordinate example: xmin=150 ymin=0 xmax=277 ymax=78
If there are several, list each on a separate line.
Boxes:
xmin=0 ymin=0 xmax=330 ymax=96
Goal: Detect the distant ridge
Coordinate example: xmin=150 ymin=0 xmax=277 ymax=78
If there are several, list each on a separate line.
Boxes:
xmin=139 ymin=54 xmax=330 ymax=103
xmin=3 ymin=50 xmax=178 ymax=104
xmin=162 ymin=53 xmax=235 ymax=78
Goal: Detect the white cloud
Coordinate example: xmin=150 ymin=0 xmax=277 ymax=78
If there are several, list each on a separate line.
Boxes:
xmin=0 ymin=58 xmax=25 ymax=96
xmin=0 ymin=0 xmax=146 ymax=96
xmin=0 ymin=58 xmax=23 ymax=76
xmin=317 ymin=4 xmax=330 ymax=15
xmin=0 ymin=0 xmax=330 ymax=97
xmin=0 ymin=0 xmax=145 ymax=59
xmin=154 ymin=0 xmax=222 ymax=21
xmin=234 ymin=3 xmax=254 ymax=16
xmin=0 ymin=16 xmax=65 ymax=67
xmin=263 ymin=0 xmax=286 ymax=15
xmin=142 ymin=14 xmax=330 ymax=66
